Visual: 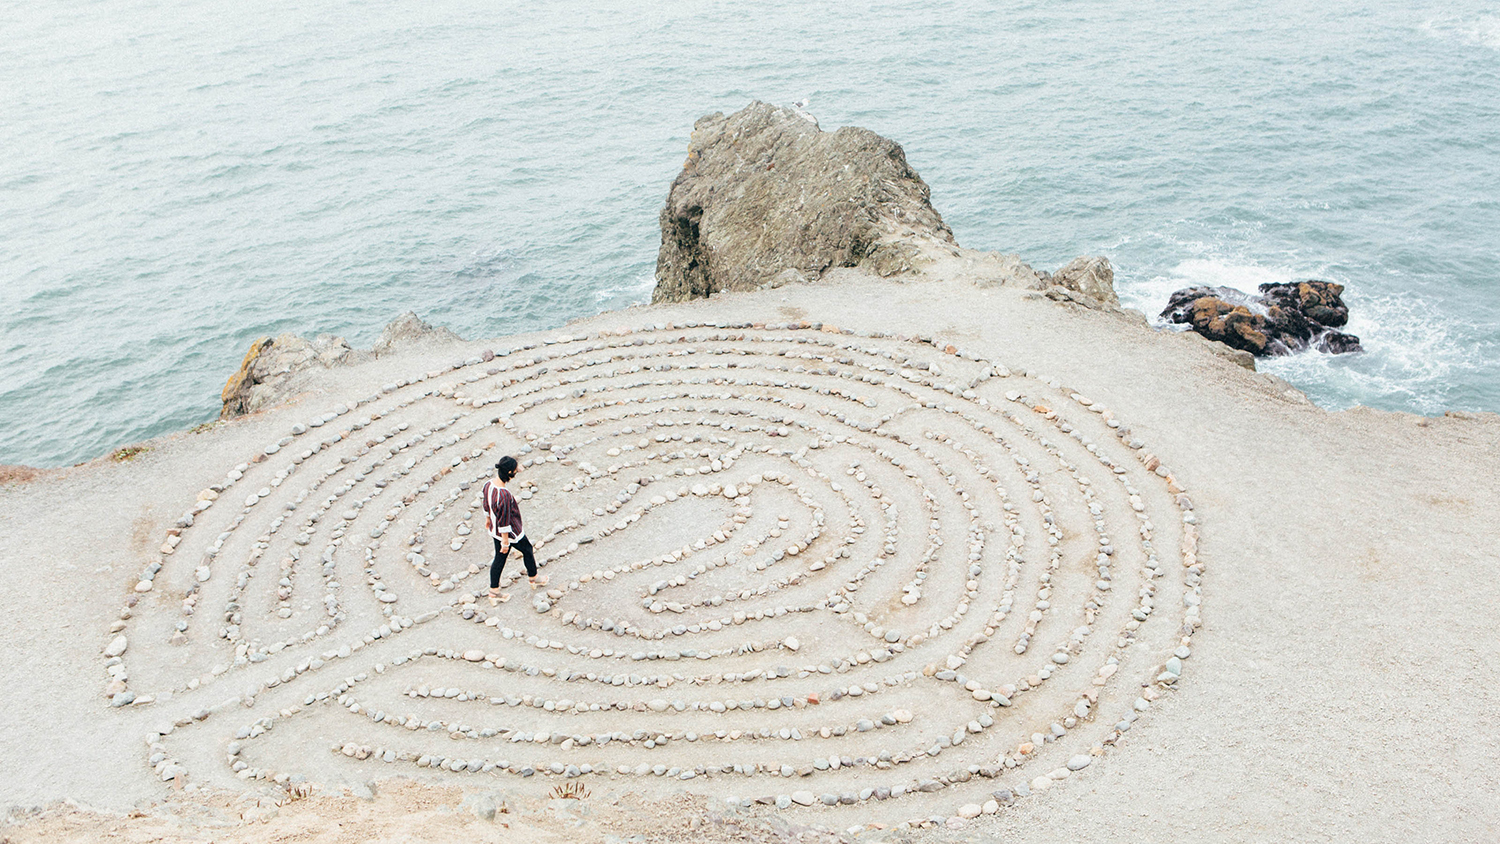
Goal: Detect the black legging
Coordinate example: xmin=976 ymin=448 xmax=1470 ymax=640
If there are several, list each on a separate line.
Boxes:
xmin=490 ymin=535 xmax=537 ymax=587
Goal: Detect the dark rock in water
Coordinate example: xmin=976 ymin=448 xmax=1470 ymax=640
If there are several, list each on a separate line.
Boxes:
xmin=1260 ymin=281 xmax=1350 ymax=328
xmin=1316 ymin=330 xmax=1363 ymax=354
xmin=652 ymin=100 xmax=955 ymax=303
xmin=1160 ymin=280 xmax=1361 ymax=357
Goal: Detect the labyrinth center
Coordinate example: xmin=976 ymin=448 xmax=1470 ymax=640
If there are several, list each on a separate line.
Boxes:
xmin=112 ymin=321 xmax=1203 ymax=820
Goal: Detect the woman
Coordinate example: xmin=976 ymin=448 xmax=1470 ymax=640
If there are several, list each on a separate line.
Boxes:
xmin=481 ymin=455 xmax=547 ymax=604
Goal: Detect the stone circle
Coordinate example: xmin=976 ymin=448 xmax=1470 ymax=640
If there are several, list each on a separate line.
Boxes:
xmin=107 ymin=320 xmax=1203 ymax=825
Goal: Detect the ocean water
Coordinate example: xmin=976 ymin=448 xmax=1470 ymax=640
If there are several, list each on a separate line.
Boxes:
xmin=3 ymin=0 xmax=1497 ymax=467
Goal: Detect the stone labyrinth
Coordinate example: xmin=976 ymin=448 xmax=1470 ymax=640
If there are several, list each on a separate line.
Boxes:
xmin=105 ymin=320 xmax=1204 ymax=824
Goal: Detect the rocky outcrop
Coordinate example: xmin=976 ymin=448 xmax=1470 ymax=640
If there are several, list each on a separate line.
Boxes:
xmin=652 ymin=101 xmax=955 ymax=303
xmin=1049 ymin=256 xmax=1119 ymax=307
xmin=220 ymin=334 xmax=363 ymax=418
xmin=221 ymin=313 xmax=460 ymax=418
xmin=372 ymin=312 xmax=462 ymax=357
xmin=1160 ymin=281 xmax=1360 ymax=357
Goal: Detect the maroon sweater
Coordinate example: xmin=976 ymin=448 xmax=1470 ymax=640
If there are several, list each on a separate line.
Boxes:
xmin=481 ymin=480 xmax=524 ymax=541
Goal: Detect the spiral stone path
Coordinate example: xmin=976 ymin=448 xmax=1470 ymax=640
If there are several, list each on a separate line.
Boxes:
xmin=104 ymin=319 xmax=1203 ymax=826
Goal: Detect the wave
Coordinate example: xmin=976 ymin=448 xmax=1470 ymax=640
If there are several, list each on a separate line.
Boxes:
xmin=591 ymin=272 xmax=656 ymax=307
xmin=1420 ymin=15 xmax=1500 ymax=50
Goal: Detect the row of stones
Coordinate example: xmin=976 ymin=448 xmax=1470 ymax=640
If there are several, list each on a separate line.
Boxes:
xmin=267 ymin=334 xmax=1182 ymax=716
xmin=518 ymin=400 xmax=941 ymax=622
xmin=480 ymin=386 xmax=993 ymax=641
xmin=910 ymin=385 xmax=1199 ymax=749
xmin=215 ymin=646 xmax=1135 ymax=818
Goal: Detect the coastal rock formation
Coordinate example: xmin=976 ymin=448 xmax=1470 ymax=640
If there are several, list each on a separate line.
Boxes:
xmin=220 ymin=313 xmax=460 ymax=418
xmin=372 ymin=311 xmax=462 ymax=357
xmin=1160 ymin=281 xmax=1360 ymax=357
xmin=1048 ymin=256 xmax=1120 ymax=308
xmin=652 ymin=101 xmax=955 ymax=302
xmin=220 ymin=334 xmax=365 ymax=418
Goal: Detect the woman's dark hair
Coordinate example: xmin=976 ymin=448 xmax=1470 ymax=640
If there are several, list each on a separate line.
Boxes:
xmin=495 ymin=456 xmax=518 ymax=482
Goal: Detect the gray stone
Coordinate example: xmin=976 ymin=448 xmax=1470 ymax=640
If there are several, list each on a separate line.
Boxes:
xmin=372 ymin=312 xmax=462 ymax=357
xmin=1049 ymin=256 xmax=1120 ymax=307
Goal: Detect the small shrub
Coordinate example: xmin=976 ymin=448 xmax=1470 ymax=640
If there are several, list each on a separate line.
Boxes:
xmin=111 ymin=445 xmax=150 ymax=462
xmin=550 ymin=781 xmax=590 ymax=800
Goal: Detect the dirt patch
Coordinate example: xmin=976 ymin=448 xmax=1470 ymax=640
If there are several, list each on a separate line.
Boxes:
xmin=0 ymin=465 xmax=42 ymax=486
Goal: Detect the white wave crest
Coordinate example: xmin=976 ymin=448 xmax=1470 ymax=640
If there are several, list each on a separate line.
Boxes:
xmin=1420 ymin=15 xmax=1500 ymax=50
xmin=591 ymin=272 xmax=656 ymax=306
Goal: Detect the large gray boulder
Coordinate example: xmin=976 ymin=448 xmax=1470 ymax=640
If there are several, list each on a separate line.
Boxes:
xmin=652 ymin=101 xmax=955 ymax=302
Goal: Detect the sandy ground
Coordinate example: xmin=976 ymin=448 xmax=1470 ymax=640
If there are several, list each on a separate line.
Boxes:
xmin=2 ymin=257 xmax=1497 ymax=843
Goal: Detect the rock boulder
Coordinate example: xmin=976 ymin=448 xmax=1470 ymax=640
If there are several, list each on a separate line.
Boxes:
xmin=220 ymin=334 xmax=365 ymax=418
xmin=1160 ymin=281 xmax=1360 ymax=357
xmin=652 ymin=101 xmax=955 ymax=302
xmin=221 ymin=313 xmax=461 ymax=418
xmin=1049 ymin=256 xmax=1120 ymax=307
xmin=372 ymin=311 xmax=462 ymax=357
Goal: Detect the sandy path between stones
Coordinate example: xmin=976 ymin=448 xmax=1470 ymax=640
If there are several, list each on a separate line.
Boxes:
xmin=2 ymin=264 xmax=1496 ymax=844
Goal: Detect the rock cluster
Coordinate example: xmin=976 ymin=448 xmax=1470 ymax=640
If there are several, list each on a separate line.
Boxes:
xmin=1160 ymin=281 xmax=1360 ymax=357
xmin=220 ymin=312 xmax=460 ymax=418
xmin=652 ymin=101 xmax=955 ymax=303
